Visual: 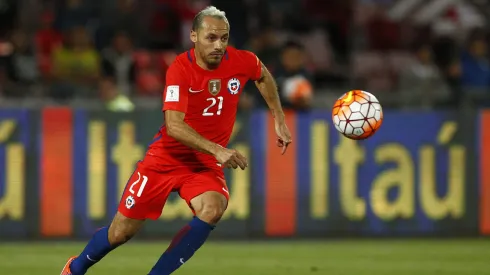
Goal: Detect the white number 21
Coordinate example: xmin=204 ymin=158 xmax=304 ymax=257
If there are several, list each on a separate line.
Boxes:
xmin=202 ymin=96 xmax=224 ymax=116
xmin=129 ymin=172 xmax=148 ymax=197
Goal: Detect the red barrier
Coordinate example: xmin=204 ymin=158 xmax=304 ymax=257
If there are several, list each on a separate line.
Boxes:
xmin=40 ymin=108 xmax=73 ymax=237
xmin=265 ymin=111 xmax=297 ymax=236
xmin=480 ymin=111 xmax=490 ymax=235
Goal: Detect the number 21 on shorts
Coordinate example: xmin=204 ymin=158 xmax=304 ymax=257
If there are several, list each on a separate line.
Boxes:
xmin=129 ymin=172 xmax=148 ymax=197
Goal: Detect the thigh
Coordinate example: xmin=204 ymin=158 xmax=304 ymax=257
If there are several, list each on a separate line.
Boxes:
xmin=118 ymin=163 xmax=174 ymax=220
xmin=178 ymin=170 xmax=230 ymax=212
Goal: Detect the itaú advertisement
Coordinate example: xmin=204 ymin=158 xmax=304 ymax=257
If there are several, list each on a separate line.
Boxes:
xmin=252 ymin=110 xmax=478 ymax=237
xmin=0 ymin=108 xmax=486 ymax=239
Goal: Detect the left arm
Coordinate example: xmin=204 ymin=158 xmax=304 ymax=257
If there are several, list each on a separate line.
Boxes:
xmin=254 ymin=62 xmax=285 ymax=123
xmin=254 ymin=60 xmax=292 ymax=154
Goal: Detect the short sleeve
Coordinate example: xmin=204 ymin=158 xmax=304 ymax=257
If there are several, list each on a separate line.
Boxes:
xmin=241 ymin=50 xmax=262 ymax=81
xmin=162 ymin=61 xmax=189 ymax=113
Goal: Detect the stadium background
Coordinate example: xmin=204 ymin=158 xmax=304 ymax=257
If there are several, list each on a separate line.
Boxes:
xmin=1 ymin=0 xmax=490 ymax=274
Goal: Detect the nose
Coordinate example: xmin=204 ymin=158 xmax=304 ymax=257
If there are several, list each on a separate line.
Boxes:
xmin=214 ymin=40 xmax=224 ymax=51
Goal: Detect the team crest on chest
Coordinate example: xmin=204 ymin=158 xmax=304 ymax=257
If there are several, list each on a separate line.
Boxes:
xmin=208 ymin=79 xmax=221 ymax=96
xmin=227 ymin=78 xmax=241 ymax=95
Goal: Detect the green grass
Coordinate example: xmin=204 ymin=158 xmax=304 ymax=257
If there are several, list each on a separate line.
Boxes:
xmin=1 ymin=239 xmax=489 ymax=275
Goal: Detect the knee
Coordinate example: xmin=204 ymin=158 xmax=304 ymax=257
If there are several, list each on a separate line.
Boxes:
xmin=108 ymin=213 xmax=141 ymax=246
xmin=196 ymin=203 xmax=226 ymax=225
xmin=191 ymin=191 xmax=228 ymax=225
xmin=108 ymin=226 xmax=135 ymax=246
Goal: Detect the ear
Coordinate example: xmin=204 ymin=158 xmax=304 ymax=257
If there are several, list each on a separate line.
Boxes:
xmin=190 ymin=30 xmax=197 ymax=43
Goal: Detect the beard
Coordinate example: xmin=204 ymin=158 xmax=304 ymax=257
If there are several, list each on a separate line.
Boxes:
xmin=205 ymin=54 xmax=223 ymax=68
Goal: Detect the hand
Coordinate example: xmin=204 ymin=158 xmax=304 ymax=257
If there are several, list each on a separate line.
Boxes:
xmin=275 ymin=120 xmax=292 ymax=155
xmin=214 ymin=146 xmax=248 ymax=170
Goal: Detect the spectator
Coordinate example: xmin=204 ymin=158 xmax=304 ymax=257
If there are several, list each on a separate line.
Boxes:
xmin=1 ymin=29 xmax=41 ymax=98
xmin=240 ymin=28 xmax=281 ymax=111
xmin=245 ymin=27 xmax=280 ymax=71
xmin=240 ymin=40 xmax=313 ymax=111
xmin=460 ymin=29 xmax=490 ymax=91
xmin=432 ymin=36 xmax=462 ymax=107
xmin=51 ymin=26 xmax=100 ymax=101
xmin=35 ymin=11 xmax=63 ymax=78
xmin=397 ymin=43 xmax=451 ymax=109
xmin=101 ymin=32 xmax=136 ymax=96
xmin=275 ymin=41 xmax=314 ymax=110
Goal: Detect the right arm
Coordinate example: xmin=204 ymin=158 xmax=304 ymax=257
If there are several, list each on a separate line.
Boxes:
xmin=165 ymin=109 xmax=221 ymax=156
xmin=162 ymin=63 xmax=247 ymax=169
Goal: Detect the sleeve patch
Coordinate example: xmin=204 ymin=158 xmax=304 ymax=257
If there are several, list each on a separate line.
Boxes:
xmin=165 ymin=85 xmax=180 ymax=102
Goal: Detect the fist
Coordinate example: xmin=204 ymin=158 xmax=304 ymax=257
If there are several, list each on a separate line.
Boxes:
xmin=215 ymin=147 xmax=248 ymax=170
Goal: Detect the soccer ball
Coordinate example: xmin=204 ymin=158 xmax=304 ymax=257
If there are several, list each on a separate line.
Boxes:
xmin=332 ymin=90 xmax=383 ymax=140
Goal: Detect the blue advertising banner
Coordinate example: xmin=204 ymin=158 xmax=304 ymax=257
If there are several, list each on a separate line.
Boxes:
xmin=293 ymin=110 xmax=477 ymax=236
xmin=0 ymin=108 xmax=481 ymax=239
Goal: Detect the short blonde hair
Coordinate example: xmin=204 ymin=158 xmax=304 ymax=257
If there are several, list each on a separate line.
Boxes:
xmin=192 ymin=6 xmax=229 ymax=31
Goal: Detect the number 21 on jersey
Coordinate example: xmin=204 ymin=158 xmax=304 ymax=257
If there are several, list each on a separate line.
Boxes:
xmin=203 ymin=96 xmax=224 ymax=116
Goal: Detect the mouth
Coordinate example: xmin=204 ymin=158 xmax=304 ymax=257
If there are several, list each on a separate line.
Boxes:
xmin=209 ymin=53 xmax=223 ymax=57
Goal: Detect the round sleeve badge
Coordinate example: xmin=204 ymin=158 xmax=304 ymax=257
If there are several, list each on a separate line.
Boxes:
xmin=227 ymin=78 xmax=241 ymax=95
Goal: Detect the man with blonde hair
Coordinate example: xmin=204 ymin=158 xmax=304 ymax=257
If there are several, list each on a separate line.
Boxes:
xmin=60 ymin=6 xmax=292 ymax=275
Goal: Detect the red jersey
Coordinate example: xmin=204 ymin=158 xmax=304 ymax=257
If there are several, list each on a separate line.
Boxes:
xmin=144 ymin=46 xmax=262 ymax=173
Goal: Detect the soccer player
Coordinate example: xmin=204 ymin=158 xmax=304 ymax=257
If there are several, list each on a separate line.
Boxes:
xmin=60 ymin=6 xmax=292 ymax=275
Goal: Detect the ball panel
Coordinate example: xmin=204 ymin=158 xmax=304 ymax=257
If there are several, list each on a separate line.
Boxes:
xmin=372 ymin=102 xmax=382 ymax=111
xmin=340 ymin=91 xmax=355 ymax=104
xmin=354 ymin=95 xmax=368 ymax=104
xmin=350 ymin=112 xmax=364 ymax=120
xmin=368 ymin=117 xmax=378 ymax=129
xmin=350 ymin=119 xmax=364 ymax=128
xmin=373 ymin=116 xmax=383 ymax=130
xmin=356 ymin=91 xmax=371 ymax=102
xmin=367 ymin=105 xmax=376 ymax=118
xmin=353 ymin=127 xmax=364 ymax=136
xmin=337 ymin=109 xmax=346 ymax=120
xmin=349 ymin=101 xmax=361 ymax=112
xmin=338 ymin=120 xmax=347 ymax=133
xmin=363 ymin=91 xmax=379 ymax=103
xmin=366 ymin=118 xmax=376 ymax=130
xmin=360 ymin=103 xmax=370 ymax=116
xmin=342 ymin=106 xmax=352 ymax=119
xmin=345 ymin=123 xmax=354 ymax=135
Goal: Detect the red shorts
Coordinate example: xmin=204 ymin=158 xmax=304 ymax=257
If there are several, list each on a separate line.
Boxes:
xmin=117 ymin=162 xmax=229 ymax=220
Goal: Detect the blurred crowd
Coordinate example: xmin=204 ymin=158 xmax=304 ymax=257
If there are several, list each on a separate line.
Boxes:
xmin=353 ymin=0 xmax=490 ymax=109
xmin=0 ymin=0 xmax=489 ymax=111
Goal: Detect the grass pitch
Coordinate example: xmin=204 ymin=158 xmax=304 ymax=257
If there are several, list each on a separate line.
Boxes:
xmin=0 ymin=239 xmax=489 ymax=275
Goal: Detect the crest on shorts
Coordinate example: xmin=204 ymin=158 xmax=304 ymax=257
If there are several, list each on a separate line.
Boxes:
xmin=125 ymin=195 xmax=135 ymax=209
xmin=208 ymin=79 xmax=221 ymax=96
